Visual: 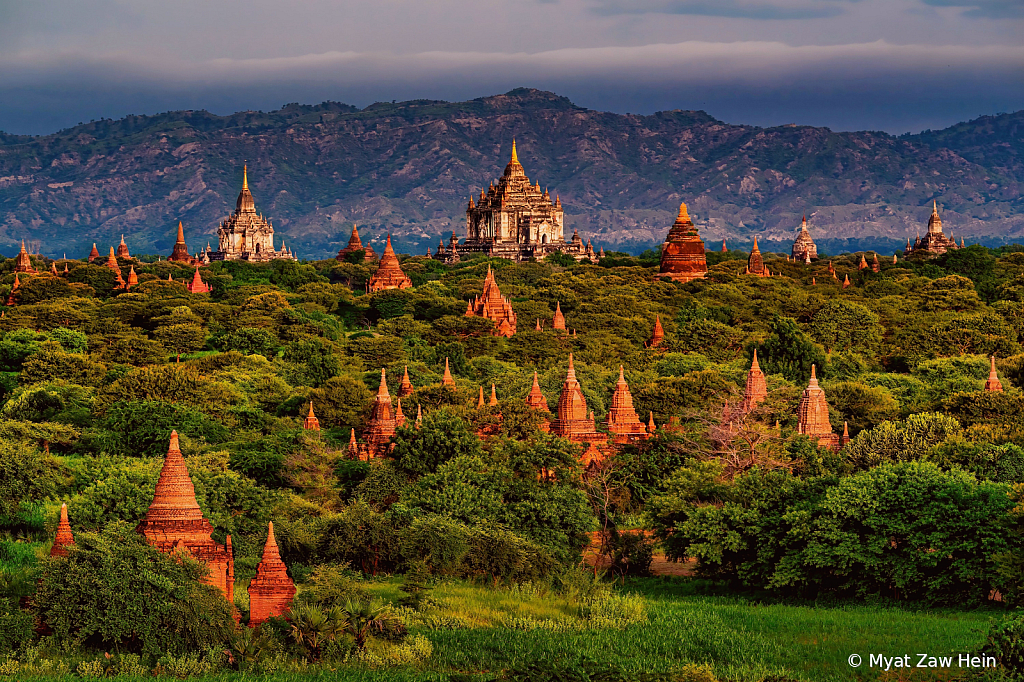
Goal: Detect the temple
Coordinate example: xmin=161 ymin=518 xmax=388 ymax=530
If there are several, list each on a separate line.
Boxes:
xmin=186 ymin=268 xmax=211 ymax=294
xmin=905 ymin=202 xmax=962 ymax=257
xmin=366 ymin=235 xmax=412 ymax=292
xmin=116 ymin=235 xmax=132 ymax=260
xmin=437 ymin=141 xmax=596 ymax=263
xmin=656 ymin=202 xmax=707 ymax=283
xmin=549 ymin=355 xmax=605 ymax=446
xmin=745 ymin=236 xmax=770 ymax=277
xmin=552 ymin=302 xmax=566 ymax=330
xmin=649 ymin=316 xmax=665 ymax=348
xmin=136 ymin=431 xmax=235 ymax=602
xmin=791 ymin=216 xmax=818 ymax=261
xmin=247 ymin=522 xmax=296 ymax=626
xmin=168 ymin=222 xmax=195 ymax=263
xmin=209 ymin=166 xmax=296 ymax=262
xmin=441 ymin=358 xmax=455 ymax=387
xmin=985 ymin=356 xmax=1003 ymax=392
xmin=302 ymin=402 xmax=321 ymax=431
xmin=796 ymin=366 xmax=840 ymax=450
xmin=605 ymin=367 xmax=648 ymax=444
xmin=50 ymin=503 xmax=75 ymax=558
xmin=336 ymin=225 xmax=378 ymax=262
xmin=361 ymin=369 xmax=397 ymax=459
xmin=13 ymin=241 xmax=36 ymax=274
xmin=743 ymin=350 xmax=768 ymax=410
xmin=398 ymin=367 xmax=414 ymax=398
xmin=464 ymin=265 xmax=517 ymax=337
xmin=88 ymin=244 xmax=100 ymax=263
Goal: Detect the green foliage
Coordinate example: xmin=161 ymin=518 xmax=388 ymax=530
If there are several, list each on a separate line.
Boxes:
xmin=392 ymin=407 xmax=483 ymax=476
xmin=978 ymin=611 xmax=1024 ymax=677
xmin=283 ymin=336 xmax=340 ymax=387
xmin=845 ymin=412 xmax=962 ymax=469
xmin=34 ymin=521 xmax=236 ymax=655
xmin=0 ymin=440 xmax=65 ymax=517
xmin=809 ymin=299 xmax=882 ymax=352
xmin=220 ymin=326 xmax=279 ymax=356
xmin=751 ymin=316 xmax=826 ymax=384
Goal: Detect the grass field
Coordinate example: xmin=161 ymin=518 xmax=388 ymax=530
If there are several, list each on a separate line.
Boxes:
xmin=1 ymin=570 xmax=1003 ymax=681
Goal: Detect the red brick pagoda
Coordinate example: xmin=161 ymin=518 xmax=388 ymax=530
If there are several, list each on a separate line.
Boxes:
xmin=985 ymin=357 xmax=1003 ymax=392
xmin=905 ymin=202 xmax=961 ymax=257
xmin=745 ymin=236 xmax=770 ymax=277
xmin=116 ymin=235 xmax=132 ymax=260
xmin=796 ymin=366 xmax=839 ymax=450
xmin=13 ymin=241 xmax=36 ymax=274
xmin=441 ymin=358 xmax=455 ymax=387
xmin=336 ymin=225 xmax=378 ymax=262
xmin=550 ymin=354 xmax=604 ymax=446
xmin=398 ymin=367 xmax=414 ymax=398
xmin=605 ymin=367 xmax=648 ymax=444
xmin=168 ymin=222 xmax=194 ymax=263
xmin=361 ymin=369 xmax=397 ymax=458
xmin=87 ymin=244 xmax=100 ymax=262
xmin=367 ymin=235 xmax=412 ymax=292
xmin=657 ymin=202 xmax=707 ymax=283
xmin=552 ymin=302 xmax=566 ymax=330
xmin=465 ymin=265 xmax=517 ymax=337
xmin=136 ymin=431 xmax=235 ymax=602
xmin=50 ymin=503 xmax=75 ymax=558
xmin=743 ymin=350 xmax=768 ymax=410
xmin=247 ymin=522 xmax=296 ymax=626
xmin=648 ymin=316 xmax=665 ymax=348
xmin=186 ymin=268 xmax=211 ymax=294
xmin=302 ymin=402 xmax=320 ymax=431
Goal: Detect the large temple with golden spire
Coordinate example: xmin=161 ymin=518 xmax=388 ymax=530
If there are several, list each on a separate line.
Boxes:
xmin=905 ymin=202 xmax=962 ymax=257
xmin=437 ymin=141 xmax=596 ymax=263
xmin=791 ymin=216 xmax=818 ymax=262
xmin=210 ymin=166 xmax=296 ymax=262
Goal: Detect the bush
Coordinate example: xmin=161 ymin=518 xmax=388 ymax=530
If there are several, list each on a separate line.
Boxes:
xmin=605 ymin=530 xmax=654 ymax=578
xmin=979 ymin=611 xmax=1024 ymax=677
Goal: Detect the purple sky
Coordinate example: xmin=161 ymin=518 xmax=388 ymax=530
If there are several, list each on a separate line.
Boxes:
xmin=1 ymin=0 xmax=1021 ymax=134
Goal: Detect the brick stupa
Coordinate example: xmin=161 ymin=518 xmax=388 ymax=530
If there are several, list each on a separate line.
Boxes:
xmin=13 ymin=241 xmax=36 ymax=274
xmin=186 ymin=268 xmax=211 ymax=294
xmin=136 ymin=431 xmax=235 ymax=602
xmin=441 ymin=358 xmax=456 ymax=387
xmin=169 ymin=222 xmax=194 ymax=263
xmin=796 ymin=365 xmax=839 ymax=450
xmin=745 ymin=236 xmax=769 ymax=277
xmin=398 ymin=366 xmax=414 ymax=398
xmin=550 ymin=354 xmax=604 ymax=445
xmin=605 ymin=366 xmax=648 ymax=444
xmin=362 ymin=369 xmax=396 ymax=458
xmin=116 ymin=235 xmax=132 ymax=259
xmin=465 ymin=265 xmax=517 ymax=337
xmin=367 ymin=235 xmax=412 ymax=292
xmin=336 ymin=225 xmax=378 ymax=262
xmin=649 ymin=316 xmax=665 ymax=348
xmin=985 ymin=356 xmax=1003 ymax=392
xmin=50 ymin=503 xmax=75 ymax=558
xmin=656 ymin=202 xmax=707 ymax=283
xmin=743 ymin=349 xmax=768 ymax=410
xmin=791 ymin=216 xmax=818 ymax=262
xmin=552 ymin=302 xmax=566 ymax=330
xmin=302 ymin=402 xmax=320 ymax=431
xmin=247 ymin=522 xmax=296 ymax=626
xmin=87 ymin=243 xmax=100 ymax=262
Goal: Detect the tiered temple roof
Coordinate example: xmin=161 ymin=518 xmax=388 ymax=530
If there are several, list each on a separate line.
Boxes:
xmin=552 ymin=302 xmax=566 ymax=330
xmin=905 ymin=202 xmax=961 ymax=257
xmin=88 ymin=244 xmax=100 ymax=263
xmin=247 ymin=522 xmax=296 ymax=626
xmin=210 ymin=166 xmax=296 ymax=262
xmin=465 ymin=265 xmax=517 ymax=337
xmin=649 ymin=315 xmax=665 ymax=348
xmin=136 ymin=431 xmax=235 ymax=602
xmin=5 ymin=274 xmax=20 ymax=306
xmin=50 ymin=503 xmax=75 ymax=558
xmin=550 ymin=355 xmax=604 ymax=445
xmin=303 ymin=402 xmax=321 ymax=431
xmin=985 ymin=356 xmax=1003 ymax=392
xmin=743 ymin=349 xmax=768 ymax=410
xmin=367 ymin=235 xmax=413 ymax=292
xmin=441 ymin=358 xmax=455 ymax=387
xmin=797 ymin=366 xmax=840 ymax=450
xmin=168 ymin=222 xmax=194 ymax=263
xmin=791 ymin=216 xmax=818 ymax=261
xmin=745 ymin=236 xmax=769 ymax=277
xmin=186 ymin=268 xmax=211 ymax=294
xmin=605 ymin=367 xmax=648 ymax=444
xmin=362 ymin=369 xmax=396 ymax=458
xmin=116 ymin=235 xmax=131 ymax=260
xmin=336 ymin=225 xmax=378 ymax=262
xmin=525 ymin=371 xmax=551 ymax=431
xmin=398 ymin=367 xmax=414 ymax=398
xmin=13 ymin=241 xmax=36 ymax=274
xmin=657 ymin=202 xmax=707 ymax=283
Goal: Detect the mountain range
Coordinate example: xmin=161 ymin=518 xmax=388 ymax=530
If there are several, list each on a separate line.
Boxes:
xmin=0 ymin=88 xmax=1021 ymax=259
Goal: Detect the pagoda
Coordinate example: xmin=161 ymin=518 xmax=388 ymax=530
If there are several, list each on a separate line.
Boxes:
xmin=5 ymin=274 xmax=20 ymax=306
xmin=984 ymin=357 xmax=1003 ymax=393
xmin=398 ymin=367 xmax=414 ymax=398
xmin=13 ymin=241 xmax=36 ymax=274
xmin=441 ymin=358 xmax=456 ymax=387
xmin=552 ymin=302 xmax=566 ymax=330
xmin=247 ymin=522 xmax=296 ymax=626
xmin=50 ymin=503 xmax=75 ymax=558
xmin=136 ymin=431 xmax=235 ymax=601
xmin=116 ymin=235 xmax=132 ymax=260
xmin=871 ymin=254 xmax=880 ymax=273
xmin=168 ymin=222 xmax=194 ymax=263
xmin=549 ymin=355 xmax=604 ymax=445
xmin=796 ymin=366 xmax=840 ymax=450
xmin=745 ymin=236 xmax=769 ymax=277
xmin=302 ymin=402 xmax=321 ymax=431
xmin=525 ymin=371 xmax=552 ymax=432
xmin=186 ymin=268 xmax=211 ymax=294
xmin=336 ymin=225 xmax=378 ymax=262
xmin=743 ymin=349 xmax=768 ymax=410
xmin=791 ymin=216 xmax=818 ymax=261
xmin=209 ymin=166 xmax=296 ymax=262
xmin=362 ymin=369 xmax=396 ymax=458
xmin=465 ymin=265 xmax=517 ymax=337
xmin=605 ymin=367 xmax=648 ymax=444
xmin=367 ymin=235 xmax=412 ymax=292
xmin=656 ymin=202 xmax=707 ymax=283
xmin=87 ymin=244 xmax=100 ymax=263
xmin=441 ymin=140 xmax=595 ymax=263
xmin=905 ymin=202 xmax=961 ymax=257
xmin=648 ymin=316 xmax=665 ymax=348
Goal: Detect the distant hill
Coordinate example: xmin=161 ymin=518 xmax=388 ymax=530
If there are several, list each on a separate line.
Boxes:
xmin=0 ymin=88 xmax=1021 ymax=259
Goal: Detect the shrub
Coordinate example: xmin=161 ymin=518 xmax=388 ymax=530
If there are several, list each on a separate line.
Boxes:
xmin=979 ymin=611 xmax=1024 ymax=677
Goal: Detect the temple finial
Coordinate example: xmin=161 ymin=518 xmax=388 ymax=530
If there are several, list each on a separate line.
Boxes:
xmin=511 ymin=139 xmax=519 ymax=165
xmin=243 ymin=163 xmax=249 ymax=191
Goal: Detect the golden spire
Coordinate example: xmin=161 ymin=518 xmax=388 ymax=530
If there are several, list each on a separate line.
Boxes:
xmin=243 ymin=164 xmax=249 ymax=191
xmin=511 ymin=139 xmax=519 ymax=165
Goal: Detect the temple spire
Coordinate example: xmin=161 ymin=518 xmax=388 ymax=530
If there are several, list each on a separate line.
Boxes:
xmin=50 ymin=503 xmax=75 ymax=557
xmin=143 ymin=431 xmax=203 ymax=523
xmin=489 ymin=384 xmax=498 ymax=406
xmin=511 ymin=139 xmax=519 ymax=165
xmin=243 ymin=164 xmax=249 ymax=191
xmin=985 ymin=356 xmax=1004 ymax=392
xmin=442 ymin=358 xmax=455 ymax=387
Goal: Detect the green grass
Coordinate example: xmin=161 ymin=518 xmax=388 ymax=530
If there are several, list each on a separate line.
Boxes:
xmin=0 ymin=577 xmax=1003 ymax=681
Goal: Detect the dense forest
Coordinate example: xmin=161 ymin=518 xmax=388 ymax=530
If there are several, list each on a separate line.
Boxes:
xmin=2 ymin=242 xmax=1024 ymax=680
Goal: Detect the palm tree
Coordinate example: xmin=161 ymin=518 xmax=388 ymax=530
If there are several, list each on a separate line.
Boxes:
xmin=341 ymin=598 xmax=404 ymax=650
xmin=288 ymin=603 xmax=347 ymax=661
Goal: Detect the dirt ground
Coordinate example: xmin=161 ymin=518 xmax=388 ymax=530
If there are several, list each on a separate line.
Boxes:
xmin=584 ymin=530 xmax=696 ymax=577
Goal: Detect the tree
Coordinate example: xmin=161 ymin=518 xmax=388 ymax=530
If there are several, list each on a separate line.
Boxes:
xmin=751 ymin=316 xmax=826 ymax=384
xmin=283 ymin=336 xmax=340 ymax=387
xmin=845 ymin=412 xmax=962 ymax=469
xmin=0 ymin=329 xmax=43 ymax=371
xmin=96 ymin=400 xmax=227 ymax=458
xmin=48 ymin=327 xmax=88 ymax=354
xmin=154 ymin=323 xmax=207 ymax=362
xmin=809 ymin=300 xmax=882 ymax=353
xmin=309 ymin=375 xmax=373 ymax=432
xmin=34 ymin=521 xmax=236 ymax=655
xmin=220 ymin=327 xmax=279 ymax=357
xmin=0 ymin=439 xmax=65 ymax=516
xmin=392 ymin=408 xmax=483 ymax=477
xmin=20 ymin=342 xmax=107 ymax=387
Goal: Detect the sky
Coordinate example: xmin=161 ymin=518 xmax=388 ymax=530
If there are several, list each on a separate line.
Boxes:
xmin=0 ymin=0 xmax=1021 ymax=136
